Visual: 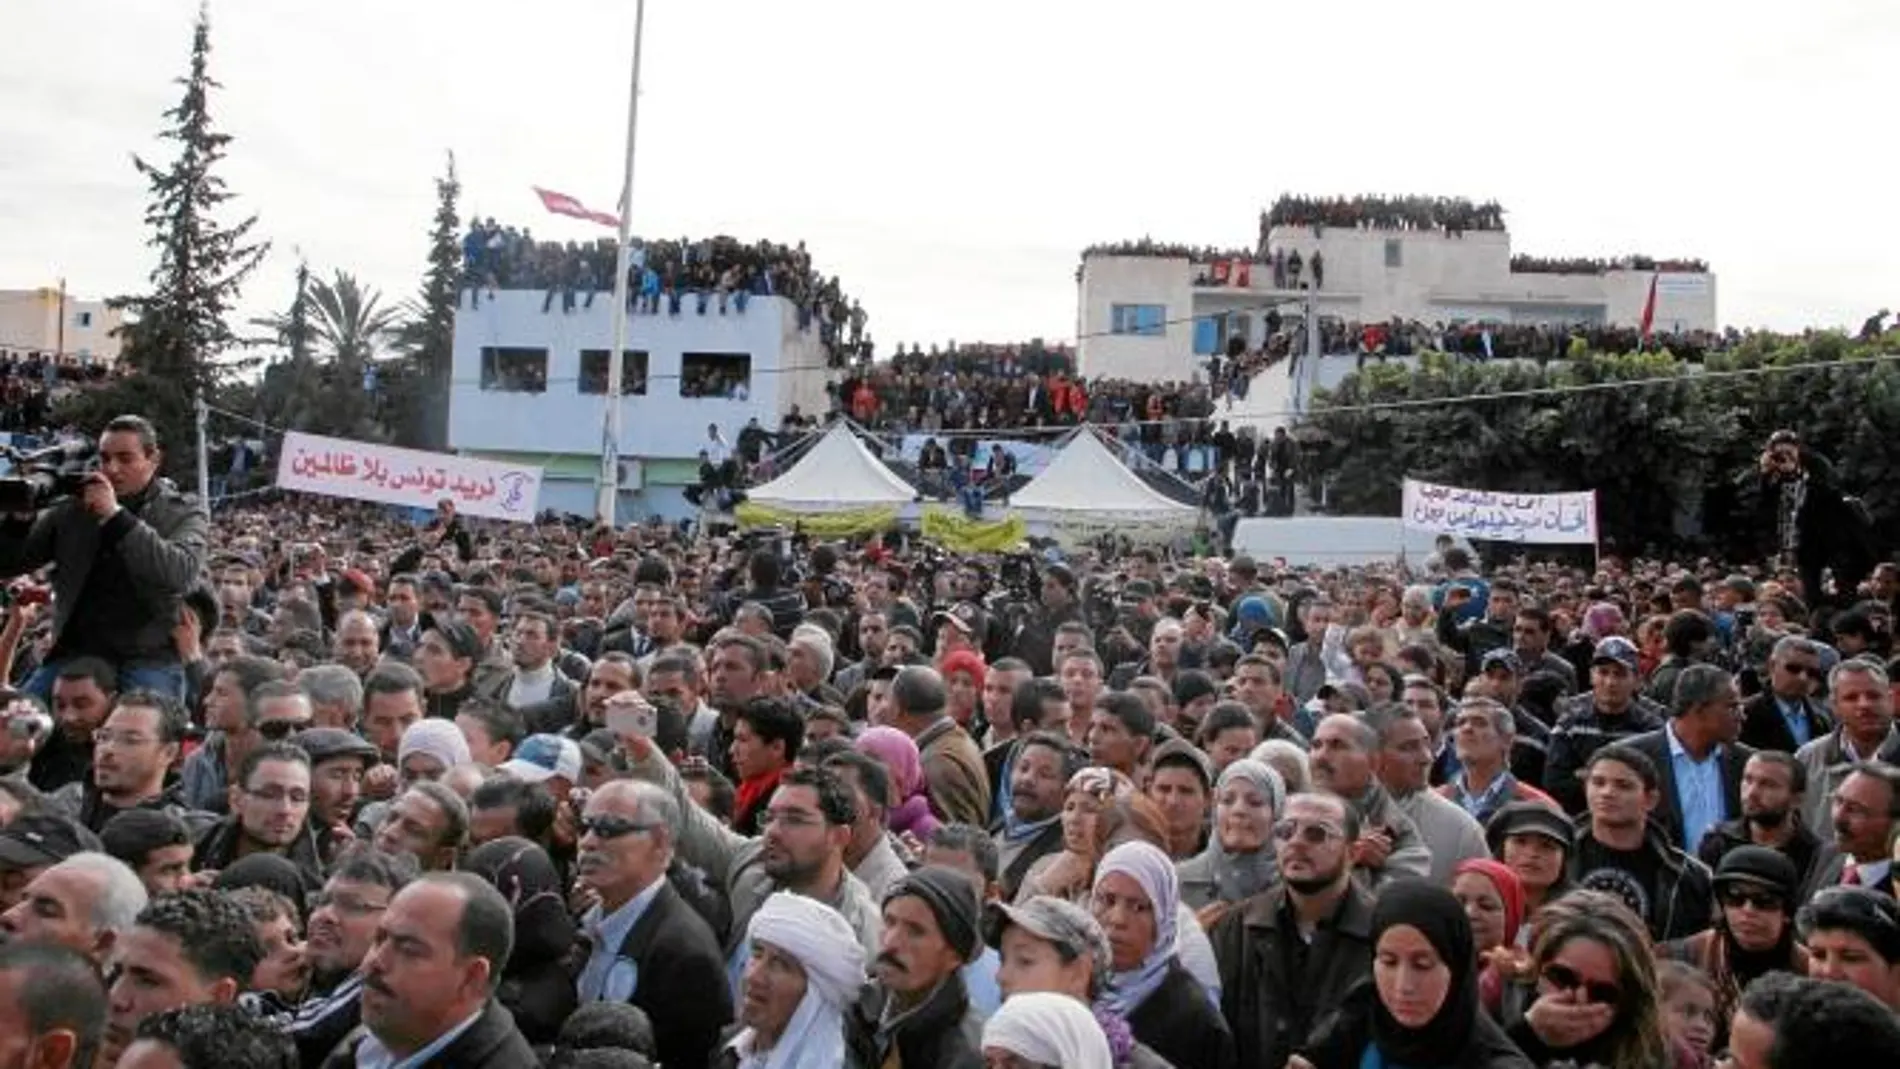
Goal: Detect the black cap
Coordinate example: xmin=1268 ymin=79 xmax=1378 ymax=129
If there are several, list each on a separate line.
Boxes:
xmin=1714 ymin=846 xmax=1798 ymax=900
xmin=0 ymin=813 xmax=102 ymax=870
xmin=1484 ymin=801 xmax=1576 ymax=856
xmin=293 ymin=727 xmax=381 ymax=769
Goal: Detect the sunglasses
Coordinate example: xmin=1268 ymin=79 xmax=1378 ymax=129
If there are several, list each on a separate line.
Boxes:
xmin=1540 ymin=962 xmax=1622 ymax=1006
xmin=1719 ymin=887 xmax=1785 ymax=912
xmin=1273 ymin=820 xmax=1345 ymax=845
xmin=578 ymin=815 xmax=659 ymax=841
xmin=1779 ymin=662 xmax=1824 ymax=680
xmin=257 ymin=719 xmax=313 ymax=741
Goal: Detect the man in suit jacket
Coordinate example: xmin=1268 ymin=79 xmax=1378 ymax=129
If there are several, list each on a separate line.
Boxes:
xmin=1740 ymin=636 xmax=1833 ymax=753
xmin=326 ymin=873 xmax=536 ymax=1069
xmin=572 ymin=780 xmax=732 ymax=1069
xmin=1626 ymin=663 xmax=1753 ymax=852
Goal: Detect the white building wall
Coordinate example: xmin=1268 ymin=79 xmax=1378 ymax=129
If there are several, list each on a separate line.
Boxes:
xmin=1075 ymin=256 xmax=1198 ymax=382
xmin=448 ymin=291 xmax=832 ymax=458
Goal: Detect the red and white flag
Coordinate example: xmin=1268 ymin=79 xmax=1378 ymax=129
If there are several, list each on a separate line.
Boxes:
xmin=532 ymin=187 xmax=620 ymax=229
xmin=1638 ymin=273 xmax=1659 ymax=344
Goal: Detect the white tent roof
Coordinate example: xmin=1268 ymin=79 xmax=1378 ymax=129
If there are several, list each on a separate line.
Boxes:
xmin=1010 ymin=430 xmax=1199 ymax=519
xmin=744 ymin=424 xmax=915 ymax=512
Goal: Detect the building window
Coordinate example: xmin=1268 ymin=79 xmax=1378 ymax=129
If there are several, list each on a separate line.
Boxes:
xmin=76 ymin=311 xmax=93 ymax=328
xmin=479 ymin=347 xmax=548 ymax=393
xmin=1385 ymin=239 xmax=1402 ymax=268
xmin=578 ymin=349 xmax=649 ymax=395
xmin=681 ymin=352 xmax=751 ymax=399
xmin=1110 ymin=304 xmax=1166 ymax=336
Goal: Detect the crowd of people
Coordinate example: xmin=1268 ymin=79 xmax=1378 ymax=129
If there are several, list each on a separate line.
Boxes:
xmin=1264 ymin=194 xmax=1509 ymax=235
xmin=459 ymin=221 xmax=869 ymax=362
xmin=0 ymin=352 xmax=119 ymax=436
xmin=1511 ymin=255 xmax=1714 ymax=276
xmin=0 ymin=411 xmax=1893 ymax=1068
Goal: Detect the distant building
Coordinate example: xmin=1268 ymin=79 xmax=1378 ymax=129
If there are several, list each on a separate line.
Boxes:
xmin=448 ymin=291 xmax=832 ymax=522
xmin=0 ymin=286 xmax=124 ymax=366
xmin=1077 ymin=215 xmax=1716 ymax=383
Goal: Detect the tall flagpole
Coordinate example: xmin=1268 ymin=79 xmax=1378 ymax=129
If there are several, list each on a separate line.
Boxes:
xmin=597 ymin=0 xmax=647 ymax=526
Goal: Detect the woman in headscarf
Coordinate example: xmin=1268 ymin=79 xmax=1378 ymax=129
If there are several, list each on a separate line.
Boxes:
xmin=1453 ymin=859 xmax=1527 ymax=1019
xmin=717 ymin=891 xmax=868 ymax=1069
xmin=1177 ymin=759 xmax=1284 ymax=923
xmin=987 ymin=896 xmax=1173 ymax=1069
xmin=1015 ymin=767 xmax=1146 ymax=904
xmin=1090 ymin=841 xmax=1236 ymax=1069
xmin=854 ymin=725 xmax=939 ymax=842
xmin=463 ymin=836 xmax=578 ymax=1046
xmin=1298 ymin=881 xmax=1532 ymax=1069
xmin=983 ymin=991 xmax=1114 ymax=1069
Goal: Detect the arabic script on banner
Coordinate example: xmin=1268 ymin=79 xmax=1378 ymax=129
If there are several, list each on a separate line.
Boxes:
xmin=1400 ymin=478 xmax=1597 ymax=545
xmin=275 ymin=432 xmax=543 ymax=522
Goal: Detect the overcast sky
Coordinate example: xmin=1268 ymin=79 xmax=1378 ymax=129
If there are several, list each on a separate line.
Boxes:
xmin=1 ymin=0 xmax=1892 ymax=352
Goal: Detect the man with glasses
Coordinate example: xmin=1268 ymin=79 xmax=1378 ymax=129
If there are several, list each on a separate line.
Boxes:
xmin=246 ymin=848 xmax=416 ymax=1066
xmin=1797 ymin=886 xmax=1900 ymax=1011
xmin=190 ymin=742 xmax=322 ymax=888
xmin=64 ymin=692 xmax=208 ymax=836
xmin=1208 ymin=792 xmax=1374 ymax=1069
xmin=572 ymin=779 xmax=729 ymax=1069
xmin=1819 ymin=762 xmax=1900 ymax=895
xmin=1742 ymin=636 xmax=1833 ymax=752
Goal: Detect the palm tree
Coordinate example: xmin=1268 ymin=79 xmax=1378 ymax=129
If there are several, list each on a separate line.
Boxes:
xmin=248 ymin=269 xmax=405 ymax=439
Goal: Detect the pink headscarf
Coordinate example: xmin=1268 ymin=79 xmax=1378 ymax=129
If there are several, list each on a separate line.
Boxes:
xmin=854 ymin=726 xmax=940 ymax=839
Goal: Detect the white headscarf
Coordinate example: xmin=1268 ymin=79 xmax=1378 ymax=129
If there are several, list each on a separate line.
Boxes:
xmin=734 ymin=892 xmax=867 ymax=1069
xmin=983 ymin=992 xmax=1113 ymax=1069
xmin=1092 ymin=840 xmax=1180 ymax=1018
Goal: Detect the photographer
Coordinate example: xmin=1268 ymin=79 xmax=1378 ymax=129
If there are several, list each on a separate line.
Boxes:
xmin=0 ymin=416 xmax=209 ymax=703
xmin=1748 ymin=429 xmax=1876 ymax=610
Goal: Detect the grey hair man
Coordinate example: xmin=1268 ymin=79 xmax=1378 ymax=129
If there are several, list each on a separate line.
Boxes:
xmin=0 ymin=851 xmax=148 ymax=968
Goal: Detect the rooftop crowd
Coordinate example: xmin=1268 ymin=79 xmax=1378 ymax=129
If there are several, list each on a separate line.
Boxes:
xmin=1511 ymin=255 xmax=1714 ymax=276
xmin=1264 ymin=194 xmax=1509 ymax=235
xmin=460 ymin=220 xmax=869 ymax=363
xmin=0 ymin=410 xmax=1894 ymax=1068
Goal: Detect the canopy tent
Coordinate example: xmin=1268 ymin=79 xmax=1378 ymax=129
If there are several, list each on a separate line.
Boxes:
xmin=736 ymin=423 xmax=915 ymax=530
xmin=1008 ymin=428 xmax=1200 ymax=543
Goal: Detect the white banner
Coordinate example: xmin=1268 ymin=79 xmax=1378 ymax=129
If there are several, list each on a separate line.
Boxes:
xmin=276 ymin=432 xmax=543 ymax=522
xmin=1401 ymin=478 xmax=1597 ymax=544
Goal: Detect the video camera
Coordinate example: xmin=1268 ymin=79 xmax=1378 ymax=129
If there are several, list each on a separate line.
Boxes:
xmin=0 ymin=441 xmax=99 ymax=512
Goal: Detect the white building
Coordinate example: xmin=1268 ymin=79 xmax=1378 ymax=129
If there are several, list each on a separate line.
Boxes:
xmin=447 ymin=291 xmax=833 ymax=522
xmin=0 ymin=286 xmax=124 ymax=365
xmin=1078 ymin=224 xmax=1716 ymax=383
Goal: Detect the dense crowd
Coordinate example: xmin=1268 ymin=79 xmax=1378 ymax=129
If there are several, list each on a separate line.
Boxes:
xmin=1264 ymin=194 xmax=1508 ymax=235
xmin=1511 ymin=255 xmax=1714 ymax=276
xmin=0 ymin=352 xmax=118 ymax=435
xmin=0 ymin=409 xmax=1898 ymax=1069
xmin=460 ymin=221 xmax=868 ymax=361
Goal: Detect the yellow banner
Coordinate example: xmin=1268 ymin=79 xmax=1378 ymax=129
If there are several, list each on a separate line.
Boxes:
xmin=920 ymin=506 xmax=1027 ymax=552
xmin=734 ymin=502 xmax=898 ymax=537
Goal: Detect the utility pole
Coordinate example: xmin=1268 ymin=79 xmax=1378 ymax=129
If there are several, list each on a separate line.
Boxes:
xmin=194 ymin=392 xmax=211 ymax=506
xmin=54 ymin=278 xmax=66 ymax=360
xmin=596 ymin=0 xmax=647 ymax=527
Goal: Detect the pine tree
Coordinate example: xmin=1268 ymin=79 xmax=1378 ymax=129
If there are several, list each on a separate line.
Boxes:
xmin=397 ymin=151 xmax=462 ymax=448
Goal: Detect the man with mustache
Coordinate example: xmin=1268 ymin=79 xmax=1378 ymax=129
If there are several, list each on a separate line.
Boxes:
xmin=1695 ymin=752 xmax=1831 ymax=898
xmin=1307 ymin=713 xmax=1432 ymax=888
xmin=242 ymin=848 xmax=416 ymax=1067
xmin=850 ymin=865 xmax=985 ymax=1068
xmin=572 ymin=779 xmax=729 ymax=1069
xmin=1820 ymin=763 xmax=1900 ymax=894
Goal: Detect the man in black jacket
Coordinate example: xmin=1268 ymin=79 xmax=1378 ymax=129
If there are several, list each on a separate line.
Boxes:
xmin=1570 ymin=744 xmax=1714 ymax=941
xmin=851 ymin=866 xmax=984 ymax=1069
xmin=330 ymin=872 xmax=535 ymax=1069
xmin=1623 ymin=663 xmax=1753 ymax=851
xmin=1740 ymin=636 xmax=1833 ymax=753
xmin=572 ymin=780 xmax=730 ymax=1069
xmin=0 ymin=416 xmax=208 ymax=704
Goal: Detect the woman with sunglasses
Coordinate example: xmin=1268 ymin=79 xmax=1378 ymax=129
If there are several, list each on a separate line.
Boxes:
xmin=1294 ymin=881 xmax=1533 ymax=1069
xmin=1508 ymin=890 xmax=1682 ymax=1069
xmin=1090 ymin=841 xmax=1236 ymax=1069
xmin=1660 ymin=846 xmax=1807 ymax=1051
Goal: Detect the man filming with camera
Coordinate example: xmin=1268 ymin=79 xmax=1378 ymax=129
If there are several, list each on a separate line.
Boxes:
xmin=0 ymin=415 xmax=209 ymax=705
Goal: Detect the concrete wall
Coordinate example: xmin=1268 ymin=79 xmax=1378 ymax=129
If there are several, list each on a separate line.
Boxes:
xmin=1075 ymin=256 xmax=1198 ymax=382
xmin=0 ymin=288 xmax=123 ymax=363
xmin=448 ymin=291 xmax=833 ymax=460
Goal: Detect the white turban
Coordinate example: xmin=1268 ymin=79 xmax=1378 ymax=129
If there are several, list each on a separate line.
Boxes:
xmin=737 ymin=893 xmax=866 ymax=1069
xmin=983 ymin=992 xmax=1112 ymax=1069
xmin=397 ymin=719 xmax=470 ymax=771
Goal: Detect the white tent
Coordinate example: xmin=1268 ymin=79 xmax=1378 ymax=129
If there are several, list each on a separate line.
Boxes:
xmin=1009 ymin=429 xmax=1199 ymax=541
xmin=743 ymin=424 xmax=915 ymax=512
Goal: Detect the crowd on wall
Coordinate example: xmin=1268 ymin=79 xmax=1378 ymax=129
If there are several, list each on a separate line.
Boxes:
xmin=1512 ymin=255 xmax=1714 ymax=276
xmin=460 ymin=220 xmax=869 ymax=361
xmin=0 ymin=408 xmax=1897 ymax=1068
xmin=1264 ymin=193 xmax=1508 ymax=235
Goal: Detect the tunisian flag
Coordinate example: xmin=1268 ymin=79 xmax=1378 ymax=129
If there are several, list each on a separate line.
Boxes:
xmin=1638 ymin=273 xmax=1659 ymax=344
xmin=533 ymin=187 xmax=620 ymax=229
